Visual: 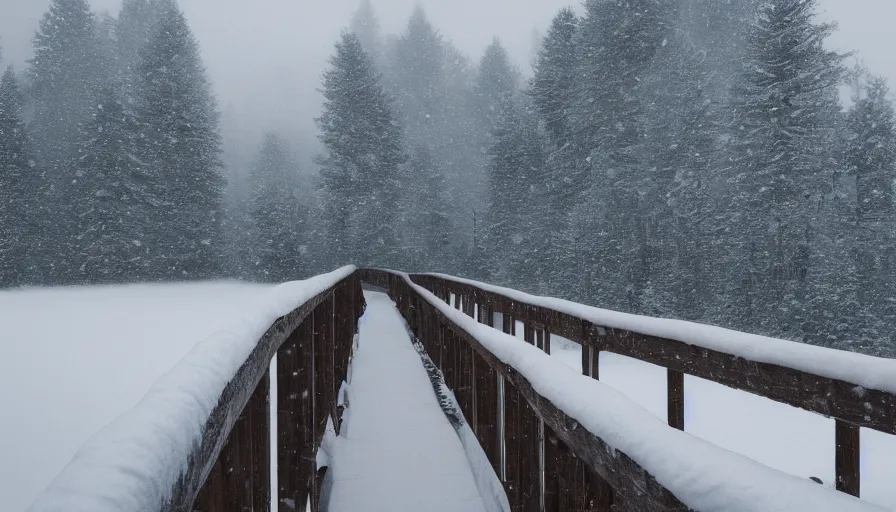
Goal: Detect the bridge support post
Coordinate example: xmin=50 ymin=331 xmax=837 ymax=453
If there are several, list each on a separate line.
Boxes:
xmin=196 ymin=370 xmax=270 ymax=512
xmin=835 ymin=420 xmax=860 ymax=497
xmin=667 ymin=370 xmax=685 ymax=431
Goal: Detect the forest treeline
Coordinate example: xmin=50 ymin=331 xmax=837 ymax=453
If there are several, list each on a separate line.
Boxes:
xmin=1 ymin=0 xmax=895 ymax=356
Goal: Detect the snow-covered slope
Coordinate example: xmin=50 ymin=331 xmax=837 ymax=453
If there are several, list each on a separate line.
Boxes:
xmin=0 ymin=281 xmax=274 ymax=512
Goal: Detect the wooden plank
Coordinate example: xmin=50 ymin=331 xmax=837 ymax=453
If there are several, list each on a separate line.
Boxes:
xmin=581 ymin=345 xmax=590 ymax=377
xmin=545 ymin=433 xmax=611 ymax=512
xmin=277 ymin=320 xmax=314 ymax=512
xmin=390 ymin=273 xmax=686 ymax=511
xmin=184 ymin=274 xmax=356 ymax=512
xmin=668 ymin=370 xmax=685 ymax=430
xmin=836 ymin=420 xmax=860 ymax=497
xmin=196 ymin=371 xmax=270 ymax=512
xmin=475 ymin=350 xmax=498 ymax=470
xmin=411 ymin=275 xmax=896 ymax=436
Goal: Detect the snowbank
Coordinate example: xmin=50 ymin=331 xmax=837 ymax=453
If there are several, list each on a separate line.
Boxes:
xmin=1 ymin=282 xmax=272 ymax=512
xmin=407 ymin=275 xmax=886 ymax=512
xmin=421 ymin=273 xmax=896 ymax=396
xmin=25 ymin=267 xmax=355 ymax=512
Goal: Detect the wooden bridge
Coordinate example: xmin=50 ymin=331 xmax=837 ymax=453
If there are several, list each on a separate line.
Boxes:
xmin=26 ymin=268 xmax=896 ymax=512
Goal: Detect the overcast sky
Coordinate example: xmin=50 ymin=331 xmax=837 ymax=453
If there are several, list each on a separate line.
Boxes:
xmin=0 ymin=0 xmax=894 ymax=159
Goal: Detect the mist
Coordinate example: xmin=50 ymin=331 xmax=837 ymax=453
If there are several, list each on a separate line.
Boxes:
xmin=0 ymin=0 xmax=891 ymax=172
xmin=4 ymin=0 xmax=896 ymax=351
xmin=1 ymin=0 xmax=571 ymax=167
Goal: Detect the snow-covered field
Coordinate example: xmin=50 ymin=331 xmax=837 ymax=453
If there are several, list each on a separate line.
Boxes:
xmin=0 ymin=282 xmax=272 ymax=512
xmin=4 ymin=280 xmax=896 ymax=511
xmin=549 ymin=339 xmax=896 ymax=510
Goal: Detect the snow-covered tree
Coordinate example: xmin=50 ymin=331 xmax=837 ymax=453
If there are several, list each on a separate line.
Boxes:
xmin=316 ymin=32 xmax=406 ymax=269
xmin=530 ymin=8 xmax=578 ymax=148
xmin=350 ymin=0 xmax=383 ymax=65
xmin=136 ymin=4 xmax=225 ymax=280
xmin=0 ymin=67 xmax=35 ymax=288
xmin=248 ymin=134 xmax=310 ymax=283
xmin=403 ymin=145 xmax=455 ymax=272
xmin=568 ymin=0 xmax=675 ymax=310
xmin=483 ymin=98 xmax=546 ymax=285
xmin=69 ymin=86 xmax=148 ymax=284
xmin=384 ymin=6 xmax=475 ymax=272
xmin=724 ymin=0 xmax=844 ymax=337
xmin=29 ymin=0 xmax=109 ymax=283
xmin=473 ymin=39 xmax=520 ymax=136
xmin=638 ymin=30 xmax=719 ymax=319
xmin=529 ymin=8 xmax=582 ymax=297
xmin=844 ymin=75 xmax=896 ymax=352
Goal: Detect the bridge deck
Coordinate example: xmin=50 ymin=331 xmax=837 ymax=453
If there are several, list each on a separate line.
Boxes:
xmin=324 ymin=291 xmax=487 ymax=512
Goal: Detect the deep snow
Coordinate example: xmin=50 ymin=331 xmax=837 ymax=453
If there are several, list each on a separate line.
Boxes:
xmin=325 ymin=291 xmax=487 ymax=512
xmin=0 ymin=282 xmax=272 ymax=512
xmin=429 ymin=282 xmax=890 ymax=511
xmin=21 ymin=267 xmax=354 ymax=512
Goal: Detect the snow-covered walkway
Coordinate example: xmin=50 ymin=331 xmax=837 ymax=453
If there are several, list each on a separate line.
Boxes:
xmin=325 ymin=291 xmax=487 ymax=512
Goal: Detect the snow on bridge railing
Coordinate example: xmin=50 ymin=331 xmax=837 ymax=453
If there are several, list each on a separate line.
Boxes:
xmin=360 ymin=269 xmax=891 ymax=512
xmin=27 ymin=267 xmax=364 ymax=512
xmin=414 ymin=272 xmax=896 ymax=500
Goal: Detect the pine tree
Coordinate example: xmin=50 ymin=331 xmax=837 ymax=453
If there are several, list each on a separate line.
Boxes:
xmin=724 ymin=0 xmax=844 ymax=337
xmin=474 ymin=39 xmax=519 ymax=136
xmin=0 ymin=68 xmax=35 ymax=288
xmin=389 ymin=6 xmax=447 ymax=140
xmin=350 ymin=0 xmax=383 ymax=65
xmin=530 ymin=8 xmax=578 ymax=148
xmin=29 ymin=0 xmax=109 ymax=283
xmin=136 ymin=5 xmax=225 ymax=280
xmin=249 ymin=134 xmax=309 ymax=283
xmin=845 ymin=75 xmax=896 ymax=353
xmin=316 ymin=32 xmax=406 ymax=269
xmin=569 ymin=0 xmax=675 ymax=309
xmin=529 ymin=8 xmax=581 ymax=298
xmin=638 ymin=30 xmax=719 ymax=319
xmin=68 ymin=86 xmax=148 ymax=284
xmin=385 ymin=6 xmax=474 ymax=272
xmin=404 ymin=145 xmax=454 ymax=272
xmin=483 ymin=98 xmax=546 ymax=286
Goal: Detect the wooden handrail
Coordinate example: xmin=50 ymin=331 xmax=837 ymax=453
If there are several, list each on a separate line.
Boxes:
xmin=181 ymin=271 xmax=364 ymax=512
xmin=407 ymin=273 xmax=896 ymax=499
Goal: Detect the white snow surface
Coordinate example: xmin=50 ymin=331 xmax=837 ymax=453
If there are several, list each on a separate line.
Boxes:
xmin=326 ymin=291 xmax=487 ymax=512
xmin=15 ymin=266 xmax=354 ymax=512
xmin=409 ymin=276 xmax=887 ymax=512
xmin=424 ymin=273 xmax=896 ymax=396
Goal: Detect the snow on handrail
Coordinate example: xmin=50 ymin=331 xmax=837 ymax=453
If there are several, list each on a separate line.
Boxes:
xmin=27 ymin=266 xmax=357 ymax=512
xmin=420 ymin=273 xmax=896 ymax=397
xmin=403 ymin=273 xmax=886 ymax=512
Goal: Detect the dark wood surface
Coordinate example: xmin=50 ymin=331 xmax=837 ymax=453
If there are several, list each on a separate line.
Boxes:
xmin=188 ymin=271 xmax=363 ymax=512
xmin=409 ymin=273 xmax=887 ymax=502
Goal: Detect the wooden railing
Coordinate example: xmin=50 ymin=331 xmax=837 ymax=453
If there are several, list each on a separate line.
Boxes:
xmin=360 ymin=269 xmax=894 ymax=511
xmin=31 ymin=267 xmax=892 ymax=512
xmin=184 ymin=271 xmax=364 ymax=512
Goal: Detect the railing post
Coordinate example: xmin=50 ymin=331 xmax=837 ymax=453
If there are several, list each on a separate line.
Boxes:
xmin=668 ymin=369 xmax=685 ymax=431
xmin=277 ymin=319 xmax=314 ymax=512
xmin=836 ymin=420 xmax=860 ymax=497
xmin=582 ymin=321 xmax=600 ymax=380
xmin=196 ymin=371 xmax=270 ymax=512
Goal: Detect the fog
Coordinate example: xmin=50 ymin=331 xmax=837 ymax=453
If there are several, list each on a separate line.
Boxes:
xmin=0 ymin=0 xmax=893 ymax=170
xmin=1 ymin=0 xmax=574 ymax=165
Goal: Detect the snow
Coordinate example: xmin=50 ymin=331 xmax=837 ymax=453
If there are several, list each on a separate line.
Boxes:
xmin=551 ymin=343 xmax=896 ymax=510
xmin=0 ymin=281 xmax=268 ymax=512
xmin=325 ymin=291 xmax=487 ymax=512
xmin=424 ymin=273 xmax=896 ymax=396
xmin=12 ymin=266 xmax=354 ymax=512
xmin=407 ymin=275 xmax=888 ymax=512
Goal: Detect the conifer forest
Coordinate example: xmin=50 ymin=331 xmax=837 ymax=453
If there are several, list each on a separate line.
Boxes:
xmin=2 ymin=0 xmax=896 ymax=357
